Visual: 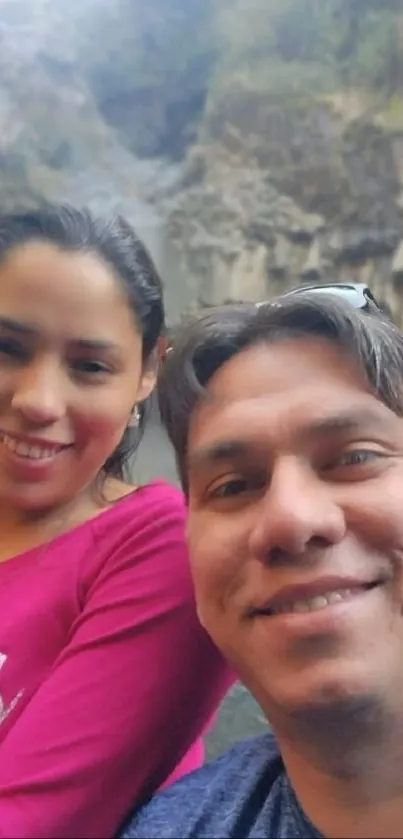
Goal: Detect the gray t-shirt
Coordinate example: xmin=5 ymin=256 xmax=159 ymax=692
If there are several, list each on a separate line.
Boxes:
xmin=120 ymin=734 xmax=322 ymax=839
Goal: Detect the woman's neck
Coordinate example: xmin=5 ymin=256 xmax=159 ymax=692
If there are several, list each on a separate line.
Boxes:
xmin=0 ymin=477 xmax=135 ymax=563
xmin=0 ymin=478 xmax=123 ymax=560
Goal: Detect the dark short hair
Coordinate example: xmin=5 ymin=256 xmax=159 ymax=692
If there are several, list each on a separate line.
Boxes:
xmin=0 ymin=204 xmax=165 ymax=478
xmin=158 ymin=294 xmax=403 ymax=492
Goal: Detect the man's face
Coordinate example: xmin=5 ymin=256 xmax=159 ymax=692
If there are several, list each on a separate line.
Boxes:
xmin=187 ymin=337 xmax=403 ymax=724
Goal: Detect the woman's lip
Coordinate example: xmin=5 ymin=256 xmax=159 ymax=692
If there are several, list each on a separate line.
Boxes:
xmin=0 ymin=435 xmax=72 ymax=481
xmin=0 ymin=429 xmax=72 ymax=449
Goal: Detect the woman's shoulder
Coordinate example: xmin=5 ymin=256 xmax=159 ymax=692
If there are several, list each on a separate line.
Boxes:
xmin=84 ymin=480 xmax=188 ymax=584
xmin=98 ymin=479 xmax=186 ymax=531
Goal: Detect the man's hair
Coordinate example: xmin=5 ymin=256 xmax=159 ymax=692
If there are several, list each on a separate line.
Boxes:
xmin=158 ymin=294 xmax=403 ymax=492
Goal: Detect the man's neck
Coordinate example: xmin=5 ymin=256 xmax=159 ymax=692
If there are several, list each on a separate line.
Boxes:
xmin=276 ymin=709 xmax=403 ymax=839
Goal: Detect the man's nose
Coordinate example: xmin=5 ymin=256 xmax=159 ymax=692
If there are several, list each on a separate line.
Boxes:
xmin=249 ymin=457 xmax=346 ymax=564
xmin=11 ymin=361 xmax=66 ymax=425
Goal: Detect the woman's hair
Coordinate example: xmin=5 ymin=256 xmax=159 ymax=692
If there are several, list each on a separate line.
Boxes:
xmin=158 ymin=294 xmax=403 ymax=492
xmin=0 ymin=204 xmax=165 ymax=478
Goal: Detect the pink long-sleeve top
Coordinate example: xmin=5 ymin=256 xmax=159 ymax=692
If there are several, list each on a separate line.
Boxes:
xmin=0 ymin=481 xmax=233 ymax=838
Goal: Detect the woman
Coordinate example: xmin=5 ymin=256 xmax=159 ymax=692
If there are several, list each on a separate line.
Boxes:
xmin=0 ymin=206 xmax=232 ymax=838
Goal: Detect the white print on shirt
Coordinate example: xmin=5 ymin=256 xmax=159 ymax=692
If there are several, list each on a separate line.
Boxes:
xmin=0 ymin=652 xmax=24 ymax=725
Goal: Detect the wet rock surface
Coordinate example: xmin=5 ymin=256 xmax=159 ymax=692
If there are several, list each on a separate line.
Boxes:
xmin=155 ymin=91 xmax=403 ymax=323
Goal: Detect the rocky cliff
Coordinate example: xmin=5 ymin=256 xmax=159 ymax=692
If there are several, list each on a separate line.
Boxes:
xmin=158 ymin=89 xmax=403 ymax=322
xmin=0 ymin=0 xmax=195 ymax=323
xmin=152 ymin=0 xmax=403 ymax=323
xmin=0 ymin=0 xmax=163 ymax=217
xmin=113 ymin=0 xmax=402 ymax=323
xmin=2 ymin=0 xmax=403 ymax=324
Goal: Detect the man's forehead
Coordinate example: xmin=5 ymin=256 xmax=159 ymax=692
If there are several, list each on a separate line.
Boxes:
xmin=188 ymin=399 xmax=398 ymax=472
xmin=187 ymin=337 xmax=402 ymax=469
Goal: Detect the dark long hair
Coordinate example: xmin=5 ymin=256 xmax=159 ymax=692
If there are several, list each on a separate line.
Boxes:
xmin=0 ymin=204 xmax=166 ymax=478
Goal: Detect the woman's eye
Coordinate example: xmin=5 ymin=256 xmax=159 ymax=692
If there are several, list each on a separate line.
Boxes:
xmin=0 ymin=339 xmax=27 ymax=361
xmin=71 ymin=359 xmax=112 ymax=377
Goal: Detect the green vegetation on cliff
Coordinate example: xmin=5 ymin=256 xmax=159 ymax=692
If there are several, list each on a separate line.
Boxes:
xmin=79 ymin=0 xmax=403 ymax=158
xmin=214 ymin=0 xmax=402 ymax=95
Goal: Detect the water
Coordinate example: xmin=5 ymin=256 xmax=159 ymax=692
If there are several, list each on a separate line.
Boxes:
xmin=56 ymin=156 xmax=195 ymax=328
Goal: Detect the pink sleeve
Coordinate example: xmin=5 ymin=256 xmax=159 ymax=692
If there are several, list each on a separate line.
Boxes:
xmin=0 ymin=491 xmax=232 ymax=838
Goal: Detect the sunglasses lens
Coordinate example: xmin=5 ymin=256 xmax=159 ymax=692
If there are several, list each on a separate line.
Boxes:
xmin=300 ymin=286 xmax=363 ymax=308
xmin=256 ymin=283 xmax=380 ymax=313
xmin=283 ymin=284 xmax=371 ymax=309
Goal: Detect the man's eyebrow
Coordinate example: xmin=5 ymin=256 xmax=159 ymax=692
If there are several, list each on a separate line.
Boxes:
xmin=188 ymin=407 xmax=392 ymax=471
xmin=188 ymin=440 xmax=250 ymax=471
xmin=301 ymin=407 xmax=391 ymax=440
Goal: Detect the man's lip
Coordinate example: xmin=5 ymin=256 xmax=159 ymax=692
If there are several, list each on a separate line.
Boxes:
xmin=248 ymin=575 xmax=387 ymax=616
xmin=0 ymin=430 xmax=72 ymax=449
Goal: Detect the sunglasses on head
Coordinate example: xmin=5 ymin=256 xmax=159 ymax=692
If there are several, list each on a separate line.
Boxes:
xmin=164 ymin=284 xmax=385 ymax=359
xmin=257 ymin=282 xmax=381 ymax=312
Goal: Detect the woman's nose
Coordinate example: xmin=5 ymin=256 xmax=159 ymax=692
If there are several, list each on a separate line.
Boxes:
xmin=11 ymin=363 xmax=66 ymax=425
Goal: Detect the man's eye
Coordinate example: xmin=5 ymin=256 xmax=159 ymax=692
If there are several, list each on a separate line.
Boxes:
xmin=324 ymin=449 xmax=387 ymax=474
xmin=335 ymin=449 xmax=382 ymax=467
xmin=209 ymin=478 xmax=249 ymax=499
xmin=208 ymin=476 xmax=265 ymax=500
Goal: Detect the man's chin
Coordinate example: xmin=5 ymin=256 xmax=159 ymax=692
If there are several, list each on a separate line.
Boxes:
xmin=270 ymin=682 xmax=386 ymax=760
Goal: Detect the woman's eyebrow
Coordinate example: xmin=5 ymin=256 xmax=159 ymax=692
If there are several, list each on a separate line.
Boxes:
xmin=0 ymin=316 xmax=35 ymax=335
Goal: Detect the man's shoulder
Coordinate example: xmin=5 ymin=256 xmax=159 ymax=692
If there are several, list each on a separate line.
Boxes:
xmin=120 ymin=734 xmax=284 ymax=839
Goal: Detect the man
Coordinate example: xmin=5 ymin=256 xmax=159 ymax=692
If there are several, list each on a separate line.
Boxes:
xmin=121 ymin=284 xmax=403 ymax=838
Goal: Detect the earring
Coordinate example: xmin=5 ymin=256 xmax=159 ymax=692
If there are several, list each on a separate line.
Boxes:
xmin=128 ymin=405 xmax=140 ymax=428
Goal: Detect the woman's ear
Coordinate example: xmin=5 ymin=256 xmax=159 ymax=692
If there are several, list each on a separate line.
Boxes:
xmin=156 ymin=333 xmax=170 ymax=362
xmin=136 ymin=363 xmax=157 ymax=403
xmin=136 ymin=335 xmax=168 ymax=402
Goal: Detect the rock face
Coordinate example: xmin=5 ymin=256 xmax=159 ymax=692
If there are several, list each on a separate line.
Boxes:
xmin=157 ymin=84 xmax=403 ymax=324
xmin=2 ymin=0 xmax=403 ymax=328
xmin=80 ymin=0 xmax=213 ymax=160
xmin=0 ymin=1 xmax=155 ymax=215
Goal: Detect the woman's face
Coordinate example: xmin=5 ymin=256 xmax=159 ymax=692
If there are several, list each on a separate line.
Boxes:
xmin=0 ymin=240 xmax=155 ymax=513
